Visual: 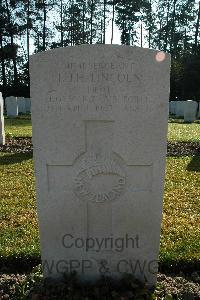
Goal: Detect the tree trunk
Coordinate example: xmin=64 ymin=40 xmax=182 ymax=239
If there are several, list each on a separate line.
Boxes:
xmin=27 ymin=0 xmax=30 ymax=87
xmin=90 ymin=0 xmax=94 ymax=44
xmin=184 ymin=28 xmax=187 ymax=53
xmin=37 ymin=34 xmax=40 ymax=51
xmin=82 ymin=3 xmax=85 ymax=44
xmin=158 ymin=17 xmax=163 ymax=50
xmin=101 ymin=19 xmax=103 ymax=43
xmin=149 ymin=0 xmax=152 ymax=48
xmin=72 ymin=2 xmax=75 ymax=45
xmin=70 ymin=1 xmax=72 ymax=45
xmin=170 ymin=0 xmax=177 ymax=53
xmin=194 ymin=1 xmax=200 ymax=53
xmin=61 ymin=0 xmax=63 ymax=46
xmin=86 ymin=19 xmax=89 ymax=43
xmin=0 ymin=0 xmax=6 ymax=92
xmin=42 ymin=0 xmax=46 ymax=51
xmin=5 ymin=0 xmax=18 ymax=85
xmin=103 ymin=0 xmax=106 ymax=44
xmin=111 ymin=1 xmax=115 ymax=44
xmin=164 ymin=0 xmax=170 ymax=51
xmin=0 ymin=32 xmax=7 ymax=93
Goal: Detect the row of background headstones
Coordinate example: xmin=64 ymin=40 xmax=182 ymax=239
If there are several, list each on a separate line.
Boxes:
xmin=5 ymin=96 xmax=31 ymax=117
xmin=169 ymin=100 xmax=200 ymax=122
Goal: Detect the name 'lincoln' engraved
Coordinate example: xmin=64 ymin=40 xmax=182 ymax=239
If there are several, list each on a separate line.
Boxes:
xmin=58 ymin=72 xmax=141 ymax=84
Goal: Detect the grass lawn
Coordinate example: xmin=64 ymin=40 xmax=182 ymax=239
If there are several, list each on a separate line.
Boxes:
xmin=0 ymin=116 xmax=200 ymax=270
xmin=161 ymin=156 xmax=200 ymax=265
xmin=5 ymin=115 xmax=32 ymax=137
xmin=0 ymin=152 xmax=39 ymax=259
xmin=168 ymin=117 xmax=200 ymax=142
xmin=4 ymin=115 xmax=200 ymax=142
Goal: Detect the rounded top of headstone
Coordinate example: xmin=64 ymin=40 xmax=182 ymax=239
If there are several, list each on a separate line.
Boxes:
xmin=30 ymin=44 xmax=170 ymax=63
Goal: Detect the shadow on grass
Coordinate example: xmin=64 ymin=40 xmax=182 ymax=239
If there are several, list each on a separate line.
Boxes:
xmin=169 ymin=116 xmax=200 ymax=124
xmin=0 ymin=152 xmax=33 ymax=165
xmin=159 ymin=259 xmax=200 ymax=275
xmin=0 ymin=256 xmax=40 ymax=274
xmin=187 ymin=156 xmax=200 ymax=172
xmin=0 ymin=255 xmax=200 ymax=276
xmin=5 ymin=114 xmax=31 ymax=120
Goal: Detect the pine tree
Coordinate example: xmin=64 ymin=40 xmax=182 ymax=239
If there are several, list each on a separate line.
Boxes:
xmin=114 ymin=0 xmax=149 ymax=45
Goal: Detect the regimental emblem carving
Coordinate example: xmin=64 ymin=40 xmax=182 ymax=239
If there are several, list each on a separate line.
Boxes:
xmin=72 ymin=121 xmax=126 ymax=203
xmin=47 ymin=121 xmax=153 ymax=200
xmin=74 ymin=156 xmax=126 ymax=203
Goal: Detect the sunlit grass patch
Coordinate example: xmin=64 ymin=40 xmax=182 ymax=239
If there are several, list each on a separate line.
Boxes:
xmin=0 ymin=152 xmax=39 ymax=258
xmin=160 ymin=156 xmax=200 ymax=263
xmin=4 ymin=116 xmax=200 ymax=141
xmin=5 ymin=115 xmax=32 ymax=137
xmin=168 ymin=118 xmax=200 ymax=142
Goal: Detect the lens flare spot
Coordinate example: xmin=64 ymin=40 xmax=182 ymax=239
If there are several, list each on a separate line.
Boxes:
xmin=155 ymin=51 xmax=166 ymax=62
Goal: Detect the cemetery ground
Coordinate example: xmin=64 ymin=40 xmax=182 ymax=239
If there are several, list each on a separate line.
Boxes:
xmin=0 ymin=115 xmax=200 ymax=299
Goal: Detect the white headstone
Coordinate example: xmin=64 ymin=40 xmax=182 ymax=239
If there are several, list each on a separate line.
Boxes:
xmin=25 ymin=98 xmax=31 ymax=113
xmin=170 ymin=101 xmax=176 ymax=114
xmin=30 ymin=45 xmax=170 ymax=286
xmin=184 ymin=100 xmax=198 ymax=123
xmin=175 ymin=101 xmax=185 ymax=117
xmin=17 ymin=97 xmax=26 ymax=113
xmin=0 ymin=92 xmax=5 ymax=145
xmin=174 ymin=100 xmax=179 ymax=116
xmin=5 ymin=96 xmax=18 ymax=117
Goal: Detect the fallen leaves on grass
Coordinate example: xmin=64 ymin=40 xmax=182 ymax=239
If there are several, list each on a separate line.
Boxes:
xmin=0 ymin=267 xmax=200 ymax=300
xmin=1 ymin=138 xmax=200 ymax=157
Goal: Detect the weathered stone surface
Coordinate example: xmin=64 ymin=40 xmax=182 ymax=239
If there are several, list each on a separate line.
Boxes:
xmin=5 ymin=96 xmax=18 ymax=117
xmin=0 ymin=92 xmax=5 ymax=145
xmin=184 ymin=100 xmax=198 ymax=123
xmin=30 ymin=45 xmax=170 ymax=286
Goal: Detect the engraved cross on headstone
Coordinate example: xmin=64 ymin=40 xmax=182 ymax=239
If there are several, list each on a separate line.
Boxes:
xmin=47 ymin=120 xmax=152 ymax=253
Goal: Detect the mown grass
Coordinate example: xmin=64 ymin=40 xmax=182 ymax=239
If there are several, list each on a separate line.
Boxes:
xmin=4 ymin=115 xmax=200 ymax=141
xmin=5 ymin=115 xmax=32 ymax=137
xmin=160 ymin=156 xmax=200 ymax=265
xmin=168 ymin=118 xmax=200 ymax=142
xmin=0 ymin=152 xmax=39 ymax=259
